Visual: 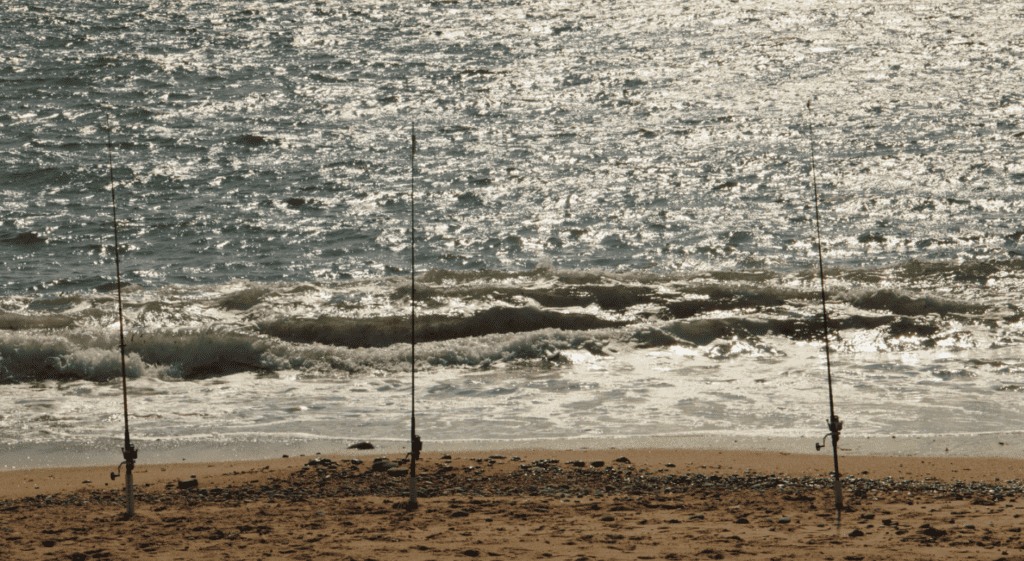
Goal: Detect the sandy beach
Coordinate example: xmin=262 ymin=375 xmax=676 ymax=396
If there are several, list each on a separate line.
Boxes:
xmin=3 ymin=447 xmax=1024 ymax=560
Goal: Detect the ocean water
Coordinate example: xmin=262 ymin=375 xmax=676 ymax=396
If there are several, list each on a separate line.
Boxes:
xmin=2 ymin=0 xmax=1024 ymax=463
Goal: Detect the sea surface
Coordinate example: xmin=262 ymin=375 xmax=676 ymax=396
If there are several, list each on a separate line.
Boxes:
xmin=3 ymin=0 xmax=1024 ymax=467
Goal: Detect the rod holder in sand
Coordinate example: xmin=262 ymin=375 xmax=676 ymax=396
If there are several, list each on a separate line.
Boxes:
xmin=806 ymin=100 xmax=844 ymax=526
xmin=407 ymin=125 xmax=421 ymax=510
xmin=106 ymin=115 xmax=139 ymax=519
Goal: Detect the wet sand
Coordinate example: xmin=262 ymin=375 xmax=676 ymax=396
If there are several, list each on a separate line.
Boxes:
xmin=3 ymin=448 xmax=1024 ymax=560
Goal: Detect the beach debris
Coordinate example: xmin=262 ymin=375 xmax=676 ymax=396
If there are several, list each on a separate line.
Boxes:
xmin=348 ymin=442 xmax=374 ymax=450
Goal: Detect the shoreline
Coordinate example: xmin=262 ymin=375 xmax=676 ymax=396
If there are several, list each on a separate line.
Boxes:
xmin=3 ymin=431 xmax=1024 ymax=472
xmin=5 ymin=446 xmax=1024 ymax=503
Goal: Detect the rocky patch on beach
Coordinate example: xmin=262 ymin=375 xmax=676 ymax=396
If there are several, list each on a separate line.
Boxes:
xmin=3 ymin=453 xmax=1024 ymax=560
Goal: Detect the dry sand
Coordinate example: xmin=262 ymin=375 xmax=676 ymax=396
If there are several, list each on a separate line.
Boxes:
xmin=2 ymin=448 xmax=1023 ymax=560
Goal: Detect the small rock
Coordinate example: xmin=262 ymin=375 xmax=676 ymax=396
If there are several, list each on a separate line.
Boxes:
xmin=462 ymin=550 xmax=480 ymax=558
xmin=614 ymin=456 xmax=631 ymax=464
xmin=178 ymin=479 xmax=199 ymax=490
xmin=848 ymin=529 xmax=865 ymax=537
xmin=42 ymin=540 xmax=55 ymax=547
xmin=600 ymin=516 xmax=615 ymax=522
xmin=921 ymin=527 xmax=947 ymax=538
xmin=451 ymin=510 xmax=470 ymax=518
xmin=590 ymin=461 xmax=605 ymax=468
xmin=778 ymin=516 xmax=791 ymax=524
xmin=348 ymin=442 xmax=374 ymax=450
xmin=371 ymin=461 xmax=398 ymax=473
xmin=734 ymin=517 xmax=749 ymax=524
xmin=387 ymin=467 xmax=409 ymax=478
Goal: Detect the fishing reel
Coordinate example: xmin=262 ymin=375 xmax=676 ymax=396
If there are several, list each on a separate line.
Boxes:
xmin=110 ymin=442 xmax=138 ymax=481
xmin=814 ymin=415 xmax=843 ymax=451
xmin=411 ymin=434 xmax=422 ymax=462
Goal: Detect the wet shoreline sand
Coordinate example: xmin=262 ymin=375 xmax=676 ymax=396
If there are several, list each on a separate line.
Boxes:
xmin=3 ymin=446 xmax=1024 ymax=560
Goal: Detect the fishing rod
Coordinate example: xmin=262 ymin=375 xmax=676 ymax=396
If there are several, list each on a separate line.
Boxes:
xmin=806 ymin=100 xmax=844 ymax=526
xmin=408 ymin=125 xmax=422 ymax=509
xmin=105 ymin=116 xmax=138 ymax=518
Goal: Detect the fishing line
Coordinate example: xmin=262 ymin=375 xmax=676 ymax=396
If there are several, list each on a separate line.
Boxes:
xmin=806 ymin=100 xmax=844 ymax=526
xmin=105 ymin=115 xmax=138 ymax=518
xmin=408 ymin=125 xmax=422 ymax=509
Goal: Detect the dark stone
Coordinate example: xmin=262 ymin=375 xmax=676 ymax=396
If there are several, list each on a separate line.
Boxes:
xmin=177 ymin=480 xmax=199 ymax=490
xmin=614 ymin=456 xmax=631 ymax=464
xmin=372 ymin=461 xmax=398 ymax=473
xmin=42 ymin=540 xmax=55 ymax=547
xmin=848 ymin=529 xmax=865 ymax=537
xmin=734 ymin=517 xmax=749 ymax=524
xmin=590 ymin=461 xmax=605 ymax=468
xmin=387 ymin=467 xmax=409 ymax=478
xmin=451 ymin=510 xmax=470 ymax=518
xmin=600 ymin=516 xmax=614 ymax=522
xmin=462 ymin=550 xmax=480 ymax=557
xmin=921 ymin=527 xmax=947 ymax=538
xmin=348 ymin=442 xmax=374 ymax=450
